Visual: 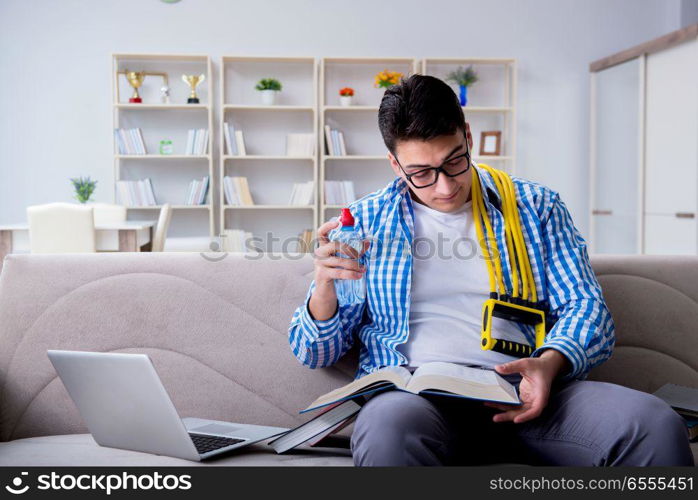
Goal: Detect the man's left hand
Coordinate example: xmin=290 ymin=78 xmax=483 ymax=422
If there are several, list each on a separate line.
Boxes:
xmin=483 ymin=349 xmax=570 ymax=424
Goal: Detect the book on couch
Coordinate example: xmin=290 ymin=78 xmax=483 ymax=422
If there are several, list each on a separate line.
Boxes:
xmin=269 ymin=399 xmax=362 ymax=453
xmin=300 ymin=361 xmax=521 ymax=414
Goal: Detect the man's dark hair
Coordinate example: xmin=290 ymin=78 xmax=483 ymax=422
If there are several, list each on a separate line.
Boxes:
xmin=378 ymin=74 xmax=465 ymax=155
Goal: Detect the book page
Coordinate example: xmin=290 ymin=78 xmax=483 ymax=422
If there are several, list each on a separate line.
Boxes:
xmin=407 ymin=362 xmax=519 ymax=404
xmin=411 ymin=362 xmax=498 ymax=385
xmin=302 ymin=365 xmax=412 ymax=412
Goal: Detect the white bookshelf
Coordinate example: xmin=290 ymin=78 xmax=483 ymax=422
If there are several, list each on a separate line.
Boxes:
xmin=421 ymin=58 xmax=517 ymax=174
xmin=220 ymin=56 xmax=318 ymax=253
xmin=319 ymin=57 xmax=419 ymax=223
xmin=111 ymin=53 xmax=215 ymax=241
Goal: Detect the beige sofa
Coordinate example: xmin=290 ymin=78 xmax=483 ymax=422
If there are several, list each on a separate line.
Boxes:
xmin=0 ymin=252 xmax=696 ymax=466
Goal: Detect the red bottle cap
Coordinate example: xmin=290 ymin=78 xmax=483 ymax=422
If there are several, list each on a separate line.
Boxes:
xmin=339 ymin=208 xmax=355 ymax=227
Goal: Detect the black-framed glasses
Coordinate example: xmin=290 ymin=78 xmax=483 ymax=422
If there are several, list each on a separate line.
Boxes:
xmin=394 ymin=141 xmax=472 ymax=189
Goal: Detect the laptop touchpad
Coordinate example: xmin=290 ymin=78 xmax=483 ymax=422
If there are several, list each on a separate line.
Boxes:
xmin=190 ymin=423 xmax=244 ymax=436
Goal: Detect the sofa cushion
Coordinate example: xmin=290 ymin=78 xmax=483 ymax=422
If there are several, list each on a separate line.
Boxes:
xmin=0 ymin=434 xmax=353 ymax=466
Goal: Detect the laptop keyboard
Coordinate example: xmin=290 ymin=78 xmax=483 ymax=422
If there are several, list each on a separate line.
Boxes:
xmin=189 ymin=432 xmax=245 ymax=455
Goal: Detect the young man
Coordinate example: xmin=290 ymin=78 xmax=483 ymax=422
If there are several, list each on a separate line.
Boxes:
xmin=288 ymin=75 xmax=693 ymax=466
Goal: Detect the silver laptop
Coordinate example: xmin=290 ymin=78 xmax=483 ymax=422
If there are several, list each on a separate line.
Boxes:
xmin=47 ymin=350 xmax=288 ymax=461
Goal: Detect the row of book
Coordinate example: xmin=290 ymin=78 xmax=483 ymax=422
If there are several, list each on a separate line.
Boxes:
xmin=114 ymin=128 xmax=147 ymax=155
xmin=223 ymin=176 xmax=254 ymax=206
xmin=324 ymin=180 xmax=356 ymax=205
xmin=225 ymin=123 xmax=316 ymax=158
xmin=116 ymin=179 xmax=157 ymax=206
xmin=115 ymin=178 xmax=210 ymax=207
xmin=324 ymin=125 xmax=347 ymax=156
xmin=223 ymin=122 xmax=247 ymax=155
xmin=297 ymin=229 xmax=314 ymax=253
xmin=185 ymin=129 xmax=209 ymax=155
xmin=222 ymin=229 xmax=253 ymax=252
xmin=184 ymin=176 xmax=210 ymax=205
xmin=286 ymin=133 xmax=316 ymax=157
xmin=289 ymin=181 xmax=315 ymax=206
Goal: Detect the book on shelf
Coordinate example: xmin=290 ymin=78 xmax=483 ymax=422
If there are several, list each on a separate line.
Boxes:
xmin=185 ymin=129 xmax=209 ymax=155
xmin=324 ymin=125 xmax=347 ymax=156
xmin=324 ymin=180 xmax=356 ymax=205
xmin=222 ymin=229 xmax=253 ymax=252
xmin=301 ymin=362 xmax=521 ymax=414
xmin=286 ymin=133 xmax=315 ymax=157
xmin=115 ymin=128 xmax=147 ymax=155
xmin=223 ymin=176 xmax=254 ymax=206
xmin=115 ymin=179 xmax=157 ymax=207
xmin=235 ymin=130 xmax=247 ymax=156
xmin=184 ymin=175 xmax=210 ymax=205
xmin=268 ymin=399 xmax=362 ymax=454
xmin=289 ymin=181 xmax=315 ymax=206
xmin=223 ymin=122 xmax=238 ymax=155
xmin=297 ymin=229 xmax=314 ymax=253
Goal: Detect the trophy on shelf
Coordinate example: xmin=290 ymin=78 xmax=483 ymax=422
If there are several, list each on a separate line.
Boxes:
xmin=182 ymin=74 xmax=205 ymax=104
xmin=124 ymin=70 xmax=146 ymax=103
xmin=160 ymin=85 xmax=171 ymax=104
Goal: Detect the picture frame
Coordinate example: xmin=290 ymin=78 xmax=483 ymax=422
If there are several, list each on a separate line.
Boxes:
xmin=479 ymin=131 xmax=502 ymax=156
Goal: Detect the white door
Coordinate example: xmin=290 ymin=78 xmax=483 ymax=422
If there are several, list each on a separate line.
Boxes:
xmin=644 ymin=214 xmax=697 ymax=255
xmin=644 ymin=38 xmax=698 ymax=254
xmin=591 ymin=57 xmax=643 ymax=254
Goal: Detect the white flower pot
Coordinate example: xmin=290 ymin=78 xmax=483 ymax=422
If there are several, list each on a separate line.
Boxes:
xmin=339 ymin=95 xmax=353 ymax=107
xmin=260 ymin=90 xmax=277 ymax=106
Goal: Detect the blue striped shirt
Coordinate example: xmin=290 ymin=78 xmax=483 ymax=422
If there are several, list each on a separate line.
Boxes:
xmin=288 ymin=163 xmax=615 ymax=382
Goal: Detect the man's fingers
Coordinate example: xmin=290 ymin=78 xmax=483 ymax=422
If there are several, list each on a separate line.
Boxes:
xmin=322 ymin=268 xmax=365 ymax=281
xmin=511 ymin=407 xmax=541 ymax=424
xmin=483 ymin=401 xmax=520 ymax=412
xmin=317 ymin=219 xmax=340 ymax=244
xmin=315 ymin=241 xmax=361 ymax=259
xmin=320 ymin=256 xmax=364 ymax=273
xmin=490 ymin=403 xmax=541 ymax=424
xmin=492 ymin=408 xmax=524 ymax=423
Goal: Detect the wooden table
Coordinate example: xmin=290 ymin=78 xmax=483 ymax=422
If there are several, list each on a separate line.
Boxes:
xmin=0 ymin=221 xmax=156 ymax=272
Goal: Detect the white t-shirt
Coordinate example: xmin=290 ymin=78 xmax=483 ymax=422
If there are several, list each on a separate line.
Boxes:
xmin=397 ymin=198 xmax=528 ymax=372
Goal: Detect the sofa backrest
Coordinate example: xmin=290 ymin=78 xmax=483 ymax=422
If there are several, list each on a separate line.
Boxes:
xmin=0 ymin=252 xmax=696 ymax=441
xmin=0 ymin=253 xmax=356 ymax=442
xmin=586 ymin=255 xmax=698 ymax=392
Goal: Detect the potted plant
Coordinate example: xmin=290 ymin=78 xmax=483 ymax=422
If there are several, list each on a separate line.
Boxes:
xmin=374 ymin=70 xmax=403 ymax=89
xmin=255 ymin=78 xmax=282 ymax=105
xmin=445 ymin=65 xmax=478 ymax=106
xmin=339 ymin=87 xmax=354 ymax=106
xmin=70 ymin=176 xmax=97 ymax=204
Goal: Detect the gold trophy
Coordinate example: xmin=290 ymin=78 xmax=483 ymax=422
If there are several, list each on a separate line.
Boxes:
xmin=125 ymin=70 xmax=146 ymax=103
xmin=182 ymin=74 xmax=205 ymax=104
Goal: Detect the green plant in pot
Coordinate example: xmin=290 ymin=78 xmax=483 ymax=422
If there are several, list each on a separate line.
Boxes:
xmin=255 ymin=78 xmax=282 ymax=105
xmin=446 ymin=66 xmax=478 ymax=106
xmin=70 ymin=176 xmax=98 ymax=204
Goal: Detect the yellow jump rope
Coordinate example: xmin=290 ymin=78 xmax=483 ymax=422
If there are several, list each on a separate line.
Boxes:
xmin=471 ymin=164 xmax=547 ymax=358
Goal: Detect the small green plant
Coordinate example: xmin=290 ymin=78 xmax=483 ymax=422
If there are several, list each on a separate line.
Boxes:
xmin=255 ymin=78 xmax=282 ymax=91
xmin=70 ymin=176 xmax=97 ymax=203
xmin=446 ymin=65 xmax=478 ymax=87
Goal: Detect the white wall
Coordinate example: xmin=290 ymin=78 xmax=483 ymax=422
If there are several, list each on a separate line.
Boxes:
xmin=0 ymin=0 xmax=684 ymax=237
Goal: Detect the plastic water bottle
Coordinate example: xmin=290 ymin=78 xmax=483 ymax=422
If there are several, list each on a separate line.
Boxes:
xmin=332 ymin=208 xmax=366 ymax=305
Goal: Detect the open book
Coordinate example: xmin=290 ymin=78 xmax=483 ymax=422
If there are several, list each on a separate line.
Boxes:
xmin=301 ymin=362 xmax=520 ymax=413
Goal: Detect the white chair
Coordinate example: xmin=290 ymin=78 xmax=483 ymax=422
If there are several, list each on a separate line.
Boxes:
xmin=151 ymin=203 xmax=172 ymax=252
xmin=27 ymin=202 xmax=96 ymax=254
xmin=90 ymin=203 xmax=127 ymax=226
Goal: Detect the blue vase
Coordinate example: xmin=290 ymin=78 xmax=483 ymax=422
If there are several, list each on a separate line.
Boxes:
xmin=459 ymin=85 xmax=468 ymax=106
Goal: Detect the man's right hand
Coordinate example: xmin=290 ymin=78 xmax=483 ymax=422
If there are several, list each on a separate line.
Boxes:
xmin=308 ymin=218 xmax=369 ymax=321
